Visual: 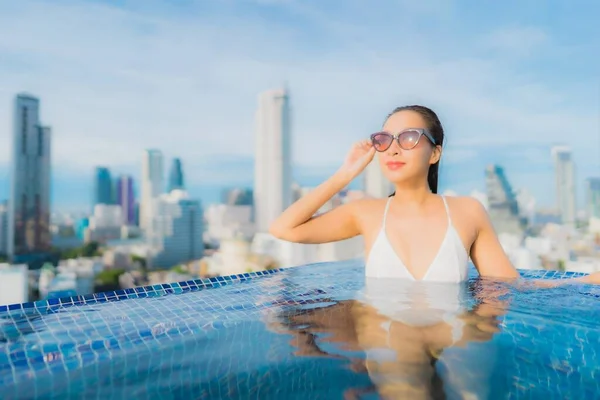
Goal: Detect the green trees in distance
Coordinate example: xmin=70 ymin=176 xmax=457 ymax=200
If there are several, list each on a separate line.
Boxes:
xmin=55 ymin=242 xmax=102 ymax=260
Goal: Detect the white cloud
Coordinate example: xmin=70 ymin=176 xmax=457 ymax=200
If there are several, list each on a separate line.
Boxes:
xmin=0 ymin=0 xmax=596 ymax=181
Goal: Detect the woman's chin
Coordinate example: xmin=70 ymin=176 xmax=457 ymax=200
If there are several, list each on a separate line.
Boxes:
xmin=383 ymin=170 xmax=409 ymax=183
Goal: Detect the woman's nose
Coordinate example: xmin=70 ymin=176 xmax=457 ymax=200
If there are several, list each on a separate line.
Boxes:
xmin=387 ymin=140 xmax=401 ymax=155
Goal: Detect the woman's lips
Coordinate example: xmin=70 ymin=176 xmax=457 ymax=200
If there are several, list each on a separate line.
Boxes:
xmin=386 ymin=161 xmax=405 ymax=170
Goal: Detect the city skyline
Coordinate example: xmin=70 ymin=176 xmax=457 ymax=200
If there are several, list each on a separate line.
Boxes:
xmin=0 ymin=1 xmax=598 ymax=211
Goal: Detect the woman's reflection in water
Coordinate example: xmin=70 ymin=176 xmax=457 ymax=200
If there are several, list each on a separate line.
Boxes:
xmin=266 ymin=277 xmax=510 ymax=400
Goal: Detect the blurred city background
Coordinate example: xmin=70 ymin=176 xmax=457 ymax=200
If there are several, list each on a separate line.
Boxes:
xmin=0 ymin=0 xmax=598 ymax=305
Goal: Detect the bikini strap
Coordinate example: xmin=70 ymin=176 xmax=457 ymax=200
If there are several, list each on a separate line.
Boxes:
xmin=382 ymin=196 xmax=393 ymax=230
xmin=441 ymin=195 xmax=452 ymax=224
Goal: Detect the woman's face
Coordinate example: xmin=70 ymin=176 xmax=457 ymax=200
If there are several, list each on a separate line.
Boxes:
xmin=376 ymin=110 xmax=441 ymax=185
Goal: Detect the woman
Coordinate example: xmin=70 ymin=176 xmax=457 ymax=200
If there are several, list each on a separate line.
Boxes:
xmin=268 ymin=105 xmax=595 ymax=398
xmin=269 ymin=105 xmax=600 ymax=285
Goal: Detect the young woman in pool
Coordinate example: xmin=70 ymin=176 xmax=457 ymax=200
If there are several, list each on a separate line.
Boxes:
xmin=269 ymin=105 xmax=600 ymax=285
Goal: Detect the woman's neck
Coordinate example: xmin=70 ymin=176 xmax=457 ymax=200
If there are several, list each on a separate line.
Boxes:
xmin=390 ymin=183 xmax=433 ymax=206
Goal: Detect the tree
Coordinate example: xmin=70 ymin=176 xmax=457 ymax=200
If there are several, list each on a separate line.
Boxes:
xmin=131 ymin=255 xmax=148 ymax=278
xmin=54 ymin=241 xmax=102 ymax=260
xmin=94 ymin=268 xmax=126 ymax=292
xmin=171 ymin=265 xmax=187 ymax=274
xmin=81 ymin=241 xmax=100 ymax=257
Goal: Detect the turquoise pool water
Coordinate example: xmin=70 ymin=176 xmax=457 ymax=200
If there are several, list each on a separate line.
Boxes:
xmin=1 ymin=259 xmax=600 ymax=399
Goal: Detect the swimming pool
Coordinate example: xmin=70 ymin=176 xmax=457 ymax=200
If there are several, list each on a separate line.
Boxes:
xmin=1 ymin=259 xmax=600 ymax=399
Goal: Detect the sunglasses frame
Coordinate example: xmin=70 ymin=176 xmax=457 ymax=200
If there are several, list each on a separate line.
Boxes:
xmin=369 ymin=128 xmax=437 ymax=152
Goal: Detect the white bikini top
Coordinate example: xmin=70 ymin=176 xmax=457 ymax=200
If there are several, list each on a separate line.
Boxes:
xmin=365 ymin=195 xmax=469 ymax=282
xmin=361 ymin=196 xmax=471 ymax=330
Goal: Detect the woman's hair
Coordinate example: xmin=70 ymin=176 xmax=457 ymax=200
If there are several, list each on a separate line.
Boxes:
xmin=385 ymin=105 xmax=445 ymax=195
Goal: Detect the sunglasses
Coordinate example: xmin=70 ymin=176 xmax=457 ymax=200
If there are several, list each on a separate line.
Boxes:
xmin=370 ymin=128 xmax=437 ymax=152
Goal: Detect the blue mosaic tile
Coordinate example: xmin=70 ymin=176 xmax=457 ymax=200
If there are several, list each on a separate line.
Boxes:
xmin=1 ymin=261 xmax=600 ymax=399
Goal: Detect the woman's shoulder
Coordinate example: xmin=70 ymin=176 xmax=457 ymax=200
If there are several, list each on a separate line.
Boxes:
xmin=344 ymin=196 xmax=387 ymax=211
xmin=444 ymin=195 xmax=488 ymax=225
xmin=343 ymin=197 xmax=390 ymax=235
xmin=342 ymin=196 xmax=388 ymax=222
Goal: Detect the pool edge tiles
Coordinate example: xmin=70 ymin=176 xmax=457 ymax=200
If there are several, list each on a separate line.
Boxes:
xmin=0 ymin=262 xmax=592 ymax=318
xmin=0 ymin=266 xmax=289 ymax=317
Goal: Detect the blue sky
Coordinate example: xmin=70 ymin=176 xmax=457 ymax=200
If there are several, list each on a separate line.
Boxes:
xmin=0 ymin=0 xmax=598 ymax=211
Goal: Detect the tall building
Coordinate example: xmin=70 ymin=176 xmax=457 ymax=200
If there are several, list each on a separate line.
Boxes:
xmin=168 ymin=158 xmax=184 ymax=192
xmin=93 ymin=167 xmax=113 ymax=206
xmin=222 ymin=188 xmax=253 ymax=206
xmin=140 ymin=149 xmax=164 ymax=232
xmin=0 ymin=200 xmax=8 ymax=255
xmin=254 ymin=88 xmax=292 ymax=233
xmin=485 ymin=165 xmax=525 ymax=236
xmin=0 ymin=264 xmax=28 ymax=306
xmin=585 ymin=177 xmax=600 ymax=219
xmin=515 ymin=188 xmax=536 ymax=225
xmin=148 ymin=190 xmax=204 ymax=268
xmin=8 ymin=94 xmax=52 ymax=266
xmin=117 ymin=175 xmax=135 ymax=225
xmin=551 ymin=146 xmax=576 ymax=226
xmin=364 ymin=156 xmax=394 ymax=198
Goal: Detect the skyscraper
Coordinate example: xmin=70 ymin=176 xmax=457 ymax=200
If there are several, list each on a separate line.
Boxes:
xmin=485 ymin=164 xmax=525 ymax=236
xmin=585 ymin=177 xmax=600 ymax=219
xmin=117 ymin=175 xmax=135 ymax=225
xmin=8 ymin=93 xmax=52 ymax=266
xmin=551 ymin=146 xmax=576 ymax=226
xmin=168 ymin=158 xmax=184 ymax=192
xmin=254 ymin=88 xmax=292 ymax=233
xmin=222 ymin=188 xmax=253 ymax=206
xmin=147 ymin=190 xmax=204 ymax=268
xmin=140 ymin=149 xmax=164 ymax=232
xmin=93 ymin=167 xmax=113 ymax=206
xmin=0 ymin=200 xmax=8 ymax=256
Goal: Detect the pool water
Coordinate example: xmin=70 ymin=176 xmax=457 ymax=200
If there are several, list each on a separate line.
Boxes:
xmin=1 ymin=259 xmax=600 ymax=399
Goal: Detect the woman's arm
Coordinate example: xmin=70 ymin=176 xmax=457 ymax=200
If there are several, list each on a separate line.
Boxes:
xmin=269 ymin=171 xmax=363 ymax=244
xmin=468 ymin=198 xmax=520 ymax=279
xmin=269 ymin=140 xmax=375 ymax=244
xmin=469 ymin=197 xmax=600 ymax=285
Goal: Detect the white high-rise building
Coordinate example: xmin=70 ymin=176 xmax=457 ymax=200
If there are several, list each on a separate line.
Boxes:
xmin=364 ymin=156 xmax=393 ymax=198
xmin=254 ymin=88 xmax=292 ymax=233
xmin=0 ymin=263 xmax=28 ymax=306
xmin=140 ymin=149 xmax=164 ymax=232
xmin=148 ymin=190 xmax=204 ymax=268
xmin=551 ymin=146 xmax=576 ymax=226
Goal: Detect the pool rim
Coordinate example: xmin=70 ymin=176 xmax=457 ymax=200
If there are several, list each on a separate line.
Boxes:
xmin=0 ymin=262 xmax=589 ymax=317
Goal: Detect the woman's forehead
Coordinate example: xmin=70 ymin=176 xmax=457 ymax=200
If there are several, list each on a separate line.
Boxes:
xmin=383 ymin=110 xmax=427 ymax=131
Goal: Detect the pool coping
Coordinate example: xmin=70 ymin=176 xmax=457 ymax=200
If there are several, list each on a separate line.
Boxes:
xmin=0 ymin=263 xmax=589 ymax=317
xmin=0 ymin=266 xmax=292 ymax=317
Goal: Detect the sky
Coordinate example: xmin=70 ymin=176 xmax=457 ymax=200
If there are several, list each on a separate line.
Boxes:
xmin=0 ymin=0 xmax=598 ymax=211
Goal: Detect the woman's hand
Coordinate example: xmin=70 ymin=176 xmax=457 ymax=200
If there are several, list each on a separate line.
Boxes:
xmin=337 ymin=140 xmax=376 ymax=182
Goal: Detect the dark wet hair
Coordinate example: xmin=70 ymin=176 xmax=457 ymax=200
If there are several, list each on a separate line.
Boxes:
xmin=385 ymin=105 xmax=444 ymax=195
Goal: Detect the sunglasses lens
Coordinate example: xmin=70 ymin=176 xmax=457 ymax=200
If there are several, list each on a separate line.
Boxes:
xmin=398 ymin=130 xmax=421 ymax=149
xmin=371 ymin=133 xmax=392 ymax=151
